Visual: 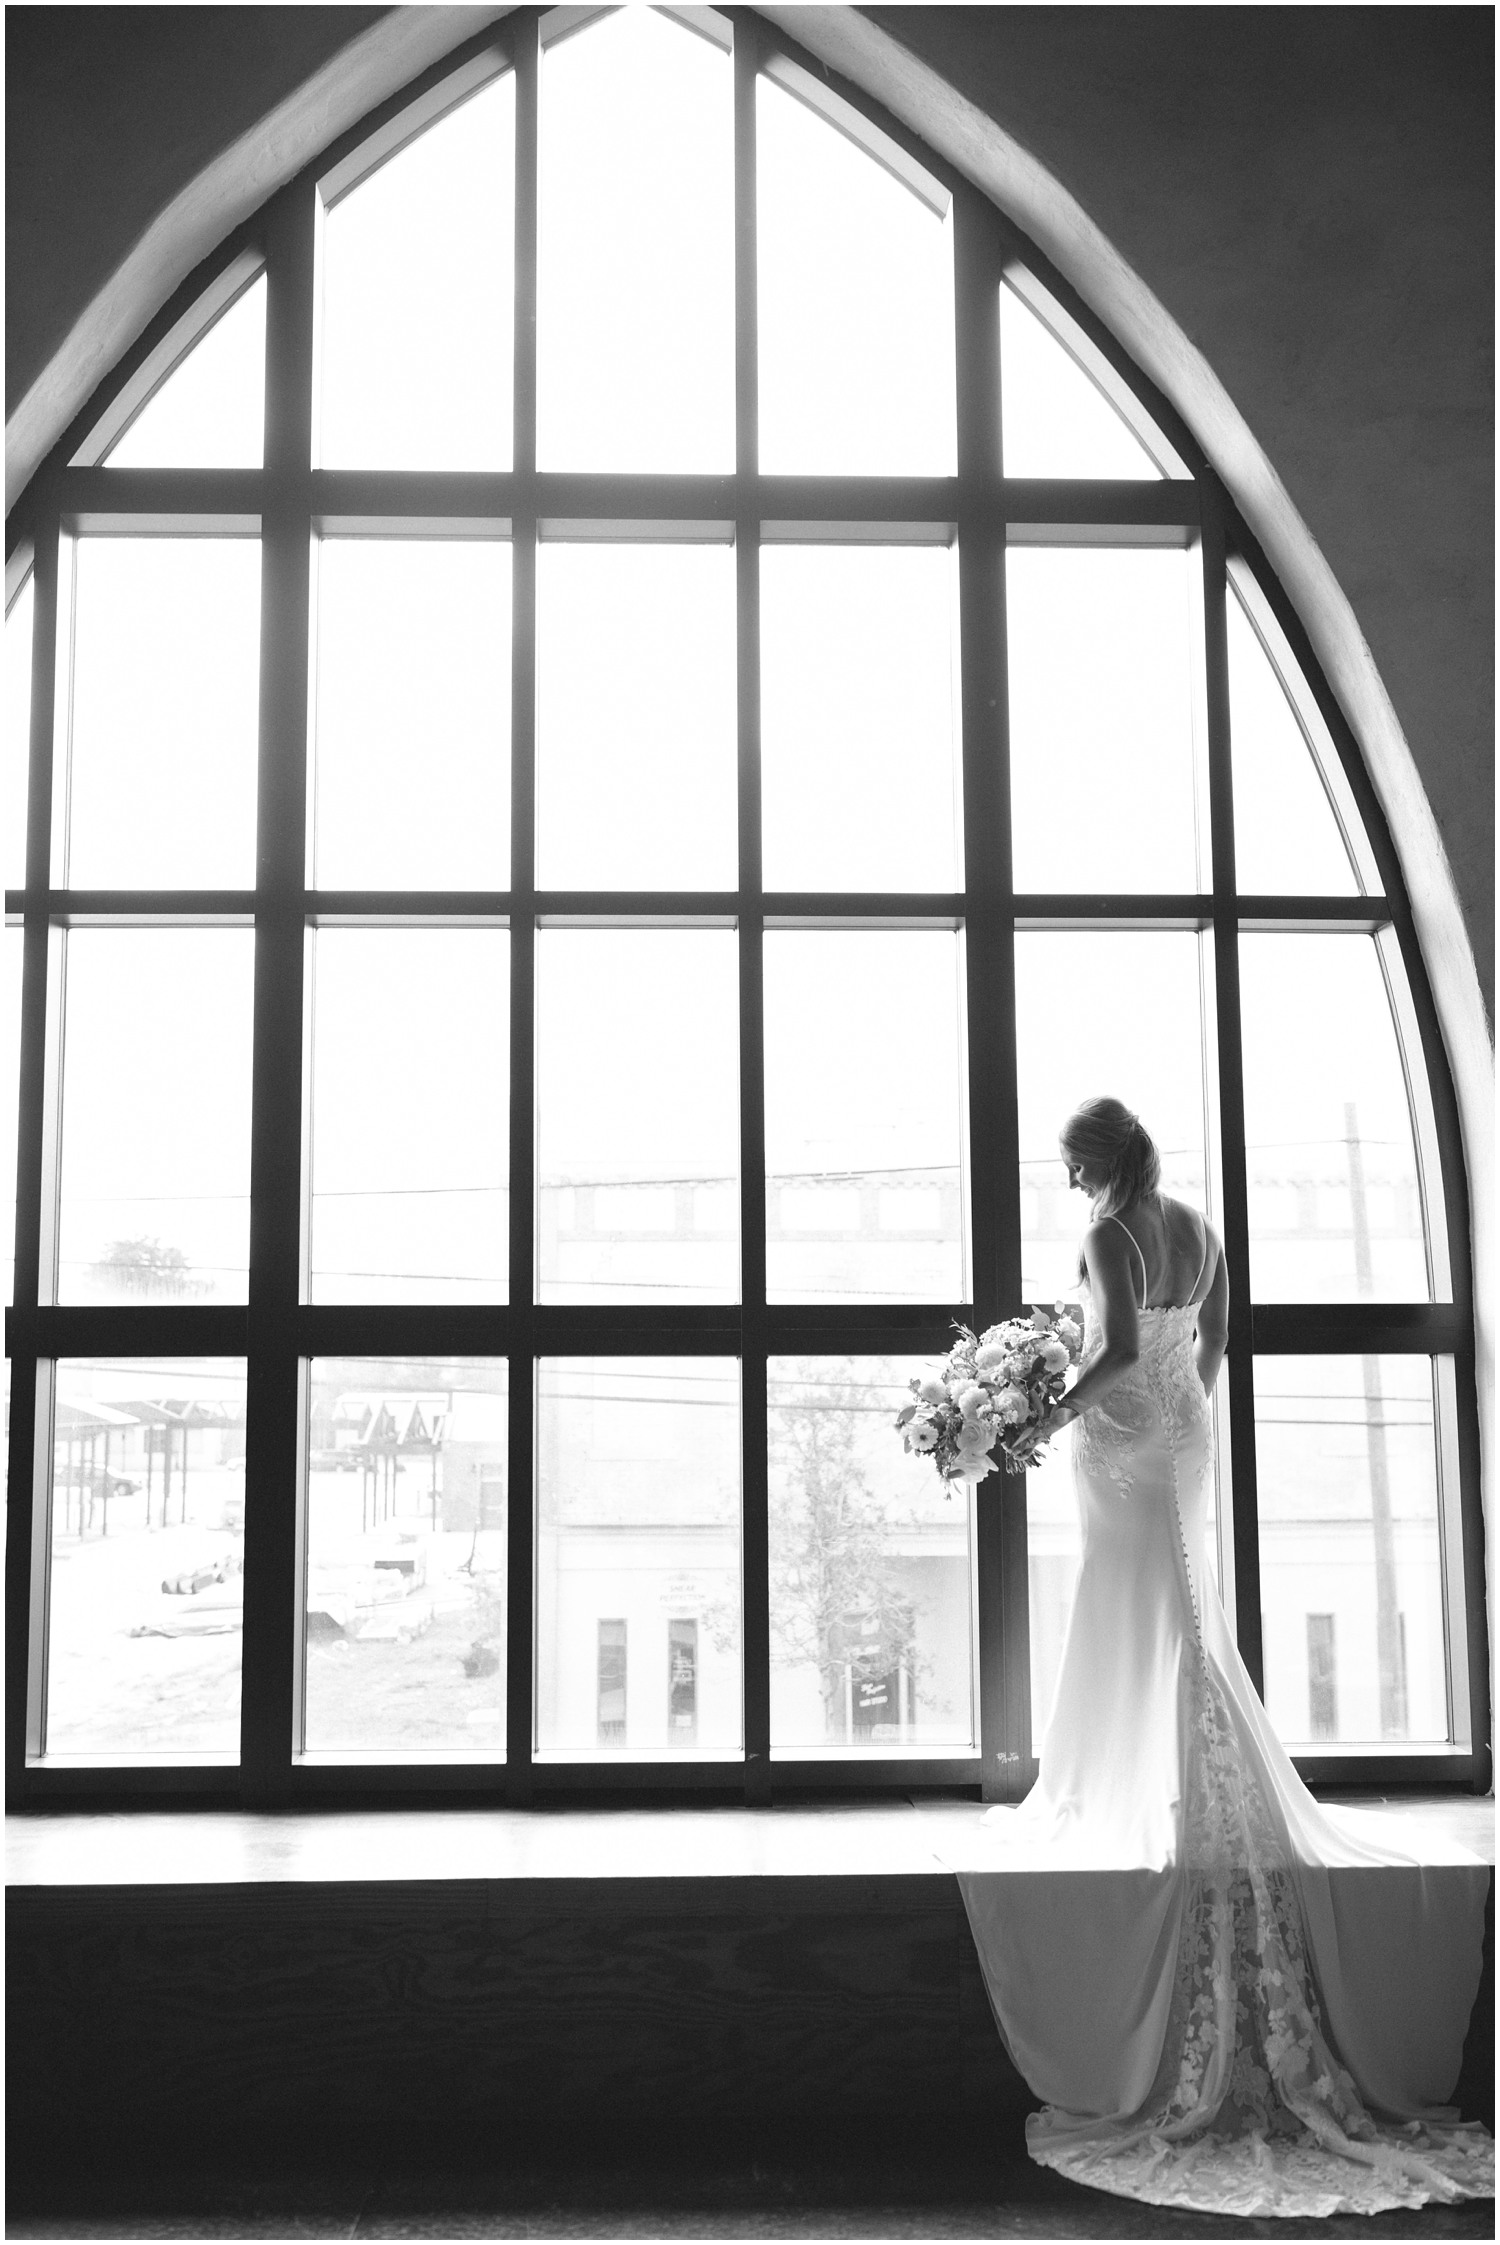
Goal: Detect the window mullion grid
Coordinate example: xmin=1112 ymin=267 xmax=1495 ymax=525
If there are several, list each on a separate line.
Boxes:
xmin=6 ymin=526 xmax=60 ymax=1801
xmin=1198 ymin=484 xmax=1264 ymax=1696
xmin=9 ymin=23 xmax=1480 ymax=1810
xmin=506 ymin=521 xmax=537 ymax=1801
xmin=1392 ymin=885 xmax=1493 ymax=1764
xmin=240 ymin=181 xmax=317 ymax=1804
xmin=1228 ymin=516 xmax=1483 ymax=1777
xmin=506 ymin=10 xmax=540 ymax=1803
xmin=733 ymin=14 xmax=770 ymax=1804
xmin=953 ymin=187 xmax=1027 ymax=1805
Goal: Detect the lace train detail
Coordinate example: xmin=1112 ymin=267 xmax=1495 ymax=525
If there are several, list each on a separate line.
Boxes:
xmin=1028 ymin=2107 xmax=1496 ymax=2220
xmin=974 ymin=1294 xmax=1495 ymax=2219
xmin=1028 ymin=1647 xmax=1496 ymax=2214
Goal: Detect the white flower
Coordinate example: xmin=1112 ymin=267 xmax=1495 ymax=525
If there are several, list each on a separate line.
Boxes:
xmin=974 ymin=1342 xmax=1006 ymax=1372
xmin=993 ymin=1383 xmax=1030 ymax=1427
xmin=907 ymin=1418 xmax=940 ymax=1453
xmin=917 ymin=1375 xmax=949 ymax=1405
xmin=1039 ymin=1338 xmax=1069 ymax=1372
xmin=956 ymin=1383 xmax=988 ymax=1419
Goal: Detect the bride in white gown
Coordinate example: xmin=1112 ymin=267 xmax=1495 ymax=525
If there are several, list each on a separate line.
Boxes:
xmin=956 ymin=1096 xmax=1494 ymax=2219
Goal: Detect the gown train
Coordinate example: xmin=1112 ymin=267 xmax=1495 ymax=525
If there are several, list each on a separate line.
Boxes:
xmin=951 ymin=1274 xmax=1493 ymax=2219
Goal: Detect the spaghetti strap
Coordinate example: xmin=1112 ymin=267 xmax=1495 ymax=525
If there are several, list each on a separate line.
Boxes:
xmin=1188 ymin=1212 xmax=1213 ymax=1307
xmin=1104 ymin=1214 xmax=1148 ymax=1310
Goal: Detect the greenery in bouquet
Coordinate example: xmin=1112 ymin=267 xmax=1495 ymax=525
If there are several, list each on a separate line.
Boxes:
xmin=895 ymin=1306 xmax=1084 ymax=1486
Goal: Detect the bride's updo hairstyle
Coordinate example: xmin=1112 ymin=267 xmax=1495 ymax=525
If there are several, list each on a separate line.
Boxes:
xmin=1061 ymin=1096 xmax=1162 ymax=1219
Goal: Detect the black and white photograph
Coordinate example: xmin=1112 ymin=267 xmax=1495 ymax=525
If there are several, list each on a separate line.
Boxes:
xmin=4 ymin=4 xmax=1494 ymax=2238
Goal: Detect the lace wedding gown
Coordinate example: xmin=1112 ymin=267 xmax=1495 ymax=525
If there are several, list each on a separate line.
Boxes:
xmin=955 ymin=1223 xmax=1494 ymax=2219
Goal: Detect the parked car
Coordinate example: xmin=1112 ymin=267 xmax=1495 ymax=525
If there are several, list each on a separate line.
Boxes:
xmin=63 ymin=1466 xmax=141 ymax=1503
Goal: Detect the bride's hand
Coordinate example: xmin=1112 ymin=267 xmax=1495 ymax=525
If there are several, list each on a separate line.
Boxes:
xmin=1002 ymin=1397 xmax=1078 ymax=1473
xmin=1003 ymin=1421 xmax=1045 ymax=1467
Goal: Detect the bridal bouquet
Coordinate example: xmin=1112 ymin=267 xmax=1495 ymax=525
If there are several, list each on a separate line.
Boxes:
xmin=895 ymin=1306 xmax=1084 ymax=1486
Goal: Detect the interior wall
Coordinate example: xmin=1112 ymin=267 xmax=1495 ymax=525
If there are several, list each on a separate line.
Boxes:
xmin=5 ymin=1 xmax=1492 ymax=1006
xmin=5 ymin=5 xmax=383 ymax=420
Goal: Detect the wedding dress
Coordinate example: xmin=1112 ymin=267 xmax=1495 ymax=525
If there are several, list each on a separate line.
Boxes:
xmin=953 ymin=1211 xmax=1494 ymax=2219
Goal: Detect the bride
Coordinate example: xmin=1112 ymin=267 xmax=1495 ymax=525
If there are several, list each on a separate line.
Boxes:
xmin=955 ymin=1096 xmax=1494 ymax=2219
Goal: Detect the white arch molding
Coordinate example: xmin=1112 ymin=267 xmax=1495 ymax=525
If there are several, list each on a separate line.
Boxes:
xmin=8 ymin=1 xmax=1491 ymax=1636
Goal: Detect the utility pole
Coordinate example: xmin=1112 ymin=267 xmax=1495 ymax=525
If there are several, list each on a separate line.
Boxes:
xmin=1346 ymin=1102 xmax=1406 ymax=1734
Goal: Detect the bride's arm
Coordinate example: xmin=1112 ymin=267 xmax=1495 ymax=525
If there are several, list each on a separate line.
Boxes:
xmin=1044 ymin=1221 xmax=1141 ymax=1428
xmin=1194 ymin=1235 xmax=1229 ymax=1394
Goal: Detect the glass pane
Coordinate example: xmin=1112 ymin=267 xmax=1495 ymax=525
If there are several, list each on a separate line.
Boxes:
xmin=1256 ymin=1357 xmax=1448 ymax=1747
xmin=303 ymin=1358 xmax=507 ymax=1753
xmin=6 ymin=572 xmax=34 ymax=887
xmin=538 ymin=10 xmax=733 ymax=471
xmin=536 ymin=1358 xmax=741 ymax=1756
xmin=1240 ymin=934 xmax=1428 ymax=1301
xmin=1008 ymin=546 xmax=1200 ymax=893
xmin=758 ymin=77 xmax=955 ymax=475
xmin=3 ymin=925 xmax=22 ymax=1305
xmin=67 ymin=538 xmax=260 ymax=888
xmin=535 ymin=544 xmax=736 ymax=889
xmin=107 ymin=277 xmax=266 ymax=469
xmin=1000 ymin=284 xmax=1160 ymax=479
xmin=44 ymin=1358 xmax=246 ymax=1758
xmin=764 ymin=932 xmax=966 ymax=1304
xmin=536 ymin=930 xmax=738 ymax=1304
xmin=57 ymin=932 xmax=253 ymax=1304
xmin=312 ymin=540 xmax=511 ymax=890
xmin=1015 ymin=931 xmax=1209 ymax=1302
xmin=760 ymin=545 xmax=960 ymax=892
xmin=1228 ymin=594 xmax=1359 ymax=895
xmin=319 ymin=74 xmax=514 ymax=470
xmin=768 ymin=1357 xmax=976 ymax=1752
xmin=308 ymin=931 xmax=509 ymax=1304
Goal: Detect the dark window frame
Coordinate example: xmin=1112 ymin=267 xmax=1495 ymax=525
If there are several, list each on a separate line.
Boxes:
xmin=4 ymin=4 xmax=1488 ymax=1810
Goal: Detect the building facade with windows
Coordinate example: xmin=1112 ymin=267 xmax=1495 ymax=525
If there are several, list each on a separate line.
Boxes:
xmin=4 ymin=5 xmax=1491 ymax=1811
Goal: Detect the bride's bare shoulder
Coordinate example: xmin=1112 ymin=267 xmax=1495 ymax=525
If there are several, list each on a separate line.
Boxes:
xmin=1078 ymin=1215 xmax=1137 ymax=1268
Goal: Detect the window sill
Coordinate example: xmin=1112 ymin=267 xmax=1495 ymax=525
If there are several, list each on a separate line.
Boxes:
xmin=5 ymin=1793 xmax=1491 ymax=1892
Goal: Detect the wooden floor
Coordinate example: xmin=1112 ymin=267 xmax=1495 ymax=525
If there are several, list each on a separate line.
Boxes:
xmin=6 ymin=2129 xmax=1498 ymax=2240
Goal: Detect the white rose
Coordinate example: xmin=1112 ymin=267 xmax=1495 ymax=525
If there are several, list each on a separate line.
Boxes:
xmin=957 ymin=1384 xmax=988 ymax=1419
xmin=993 ymin=1383 xmax=1030 ymax=1427
xmin=1039 ymin=1338 xmax=1069 ymax=1372
xmin=918 ymin=1375 xmax=949 ymax=1405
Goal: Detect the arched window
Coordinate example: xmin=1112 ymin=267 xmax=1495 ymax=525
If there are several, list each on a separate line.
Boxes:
xmin=4 ymin=5 xmax=1484 ymax=1803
